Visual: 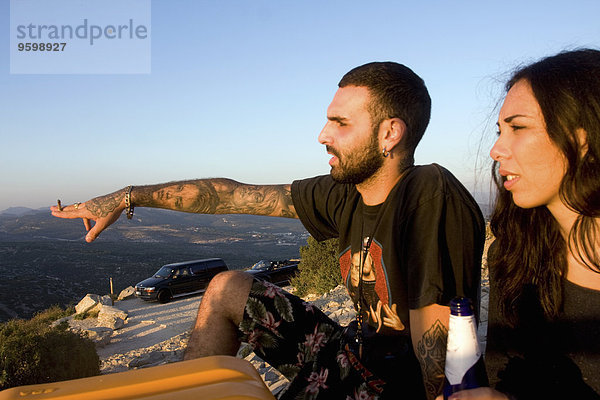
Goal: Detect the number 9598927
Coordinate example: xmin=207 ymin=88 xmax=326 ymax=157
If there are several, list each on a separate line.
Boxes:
xmin=17 ymin=42 xmax=66 ymax=51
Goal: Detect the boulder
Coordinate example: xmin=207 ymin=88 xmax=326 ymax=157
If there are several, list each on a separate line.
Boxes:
xmin=326 ymin=301 xmax=340 ymax=309
xmin=97 ymin=306 xmax=128 ymax=330
xmin=76 ymin=294 xmax=101 ymax=315
xmin=84 ymin=327 xmax=113 ymax=347
xmin=128 ymin=352 xmax=166 ymax=368
xmin=100 ymin=295 xmax=113 ymax=306
xmin=118 ymin=286 xmax=136 ymax=301
xmin=86 ymin=295 xmax=114 ymax=315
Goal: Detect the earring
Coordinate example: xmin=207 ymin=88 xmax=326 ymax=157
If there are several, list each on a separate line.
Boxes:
xmin=382 ymin=147 xmax=390 ymax=158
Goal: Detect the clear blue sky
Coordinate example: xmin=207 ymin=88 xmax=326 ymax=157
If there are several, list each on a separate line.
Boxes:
xmin=1 ymin=0 xmax=599 ymax=211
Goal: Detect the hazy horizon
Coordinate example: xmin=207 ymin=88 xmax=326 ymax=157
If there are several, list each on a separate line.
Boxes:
xmin=2 ymin=1 xmax=598 ymax=210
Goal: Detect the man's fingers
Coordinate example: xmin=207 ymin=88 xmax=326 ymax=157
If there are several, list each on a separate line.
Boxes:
xmin=85 ymin=228 xmax=99 ymax=243
xmin=66 ymin=202 xmax=84 ymax=212
xmin=51 ymin=202 xmax=87 ymax=218
xmin=52 ymin=196 xmax=124 ymax=243
xmin=86 ymin=218 xmax=109 ymax=242
xmin=51 ymin=200 xmax=115 ymax=243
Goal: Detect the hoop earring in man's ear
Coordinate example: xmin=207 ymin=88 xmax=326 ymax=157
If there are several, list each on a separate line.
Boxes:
xmin=382 ymin=147 xmax=390 ymax=158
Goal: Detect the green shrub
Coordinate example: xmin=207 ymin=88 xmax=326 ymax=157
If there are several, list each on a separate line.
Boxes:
xmin=291 ymin=236 xmax=342 ymax=297
xmin=31 ymin=305 xmax=74 ymax=325
xmin=72 ymin=312 xmax=87 ymax=320
xmin=0 ymin=310 xmax=100 ymax=390
xmin=72 ymin=309 xmax=99 ymax=320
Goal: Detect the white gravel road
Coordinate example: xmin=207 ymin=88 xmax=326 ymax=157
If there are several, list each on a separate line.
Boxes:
xmin=96 ymin=294 xmax=202 ymax=373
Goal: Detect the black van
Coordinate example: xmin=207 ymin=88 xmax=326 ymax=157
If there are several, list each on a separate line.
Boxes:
xmin=135 ymin=258 xmax=228 ymax=303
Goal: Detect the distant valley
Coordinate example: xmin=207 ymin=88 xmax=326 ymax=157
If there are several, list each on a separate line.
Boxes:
xmin=0 ymin=207 xmax=308 ymax=322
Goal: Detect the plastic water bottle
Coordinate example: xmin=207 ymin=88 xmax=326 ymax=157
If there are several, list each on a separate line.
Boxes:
xmin=443 ymin=297 xmax=488 ymax=399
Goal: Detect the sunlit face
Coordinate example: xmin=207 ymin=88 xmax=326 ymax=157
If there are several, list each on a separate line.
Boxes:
xmin=232 ymin=186 xmax=264 ymax=207
xmin=490 ymin=79 xmax=567 ymax=210
xmin=154 ymin=183 xmax=202 ymax=210
xmin=318 ymin=86 xmax=383 ymax=185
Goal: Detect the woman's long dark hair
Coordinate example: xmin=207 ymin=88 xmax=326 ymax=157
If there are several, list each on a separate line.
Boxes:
xmin=490 ymin=49 xmax=600 ymax=326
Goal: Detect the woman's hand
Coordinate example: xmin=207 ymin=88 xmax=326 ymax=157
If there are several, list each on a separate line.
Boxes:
xmin=435 ymin=388 xmax=509 ymax=400
xmin=51 ymin=188 xmax=128 ymax=242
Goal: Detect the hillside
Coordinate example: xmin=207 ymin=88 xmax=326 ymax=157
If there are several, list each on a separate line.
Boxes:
xmin=0 ymin=207 xmax=307 ymax=242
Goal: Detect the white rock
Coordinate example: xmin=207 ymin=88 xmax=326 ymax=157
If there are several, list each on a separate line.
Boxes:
xmin=87 ymin=297 xmax=112 ymax=315
xmin=100 ymin=295 xmax=113 ymax=306
xmin=76 ymin=294 xmax=100 ymax=315
xmin=263 ymin=370 xmax=281 ymax=383
xmin=100 ymin=305 xmax=128 ymax=320
xmin=98 ymin=306 xmax=128 ymax=330
xmin=118 ymin=286 xmax=136 ymax=301
xmin=269 ymin=379 xmax=290 ymax=397
xmin=327 ymin=301 xmax=340 ymax=309
xmin=128 ymin=352 xmax=165 ymax=368
xmin=85 ymin=327 xmax=113 ymax=347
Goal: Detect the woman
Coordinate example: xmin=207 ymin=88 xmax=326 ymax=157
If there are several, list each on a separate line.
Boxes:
xmin=443 ymin=49 xmax=600 ymax=399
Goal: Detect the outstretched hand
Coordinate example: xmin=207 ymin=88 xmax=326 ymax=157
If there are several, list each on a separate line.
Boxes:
xmin=50 ymin=189 xmax=127 ymax=243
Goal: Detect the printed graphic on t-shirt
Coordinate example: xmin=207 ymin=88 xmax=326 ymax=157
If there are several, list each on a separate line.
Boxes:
xmin=340 ymin=240 xmax=405 ymax=332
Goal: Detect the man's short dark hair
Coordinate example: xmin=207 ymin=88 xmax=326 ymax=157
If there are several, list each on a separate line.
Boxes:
xmin=338 ymin=62 xmax=431 ymax=156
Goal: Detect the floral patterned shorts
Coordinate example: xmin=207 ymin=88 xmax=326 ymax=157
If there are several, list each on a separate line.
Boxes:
xmin=237 ymin=279 xmax=386 ymax=400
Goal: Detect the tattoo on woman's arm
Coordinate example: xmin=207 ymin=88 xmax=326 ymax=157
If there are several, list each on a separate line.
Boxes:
xmin=416 ymin=319 xmax=448 ymax=399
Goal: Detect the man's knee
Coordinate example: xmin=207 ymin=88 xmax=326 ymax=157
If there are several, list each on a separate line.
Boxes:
xmin=205 ymin=270 xmax=253 ymax=297
xmin=201 ymin=270 xmax=253 ymax=319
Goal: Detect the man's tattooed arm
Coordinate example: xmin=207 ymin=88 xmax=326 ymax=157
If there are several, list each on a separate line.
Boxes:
xmin=416 ymin=320 xmax=448 ymax=399
xmin=410 ymin=304 xmax=450 ymax=400
xmin=131 ymin=179 xmax=298 ymax=218
xmin=52 ymin=179 xmax=297 ymax=243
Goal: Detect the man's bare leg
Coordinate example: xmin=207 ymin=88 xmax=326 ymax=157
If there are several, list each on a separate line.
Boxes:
xmin=184 ymin=270 xmax=253 ymax=360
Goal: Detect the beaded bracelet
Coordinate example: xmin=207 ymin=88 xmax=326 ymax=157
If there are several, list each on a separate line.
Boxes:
xmin=125 ymin=185 xmax=134 ymax=219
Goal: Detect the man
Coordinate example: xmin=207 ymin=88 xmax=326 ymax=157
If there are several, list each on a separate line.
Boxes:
xmin=52 ymin=62 xmax=485 ymax=399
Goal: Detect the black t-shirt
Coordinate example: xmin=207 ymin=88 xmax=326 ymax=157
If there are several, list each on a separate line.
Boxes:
xmin=291 ymin=164 xmax=485 ymax=337
xmin=486 ymin=269 xmax=600 ymax=399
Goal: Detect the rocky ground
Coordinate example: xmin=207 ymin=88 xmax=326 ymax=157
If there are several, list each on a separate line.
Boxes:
xmin=66 ymin=285 xmax=356 ymax=396
xmin=67 ymin=270 xmax=489 ymax=398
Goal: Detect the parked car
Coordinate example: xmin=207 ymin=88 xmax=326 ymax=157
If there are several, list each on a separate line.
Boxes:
xmin=246 ymin=259 xmax=299 ymax=287
xmin=135 ymin=258 xmax=228 ymax=303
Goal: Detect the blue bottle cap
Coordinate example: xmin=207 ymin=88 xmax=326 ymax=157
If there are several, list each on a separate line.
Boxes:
xmin=449 ymin=297 xmax=474 ymax=316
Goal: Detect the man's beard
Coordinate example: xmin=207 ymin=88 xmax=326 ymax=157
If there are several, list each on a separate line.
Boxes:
xmin=328 ymin=128 xmax=383 ymax=185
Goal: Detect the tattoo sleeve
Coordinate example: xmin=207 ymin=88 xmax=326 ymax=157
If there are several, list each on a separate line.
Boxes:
xmin=131 ymin=179 xmax=297 ymax=218
xmin=416 ymin=319 xmax=448 ymax=400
